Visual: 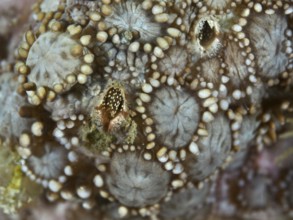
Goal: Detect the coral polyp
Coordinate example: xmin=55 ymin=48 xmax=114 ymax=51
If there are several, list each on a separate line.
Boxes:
xmin=105 ymin=150 xmax=170 ymax=207
xmin=104 ymin=0 xmax=163 ymax=42
xmin=147 ymin=86 xmax=200 ymax=149
xmin=246 ymin=13 xmax=290 ymax=78
xmin=0 ymin=0 xmax=292 ymax=219
xmin=184 ymin=114 xmax=232 ymax=181
xmin=26 ymin=32 xmax=83 ymax=88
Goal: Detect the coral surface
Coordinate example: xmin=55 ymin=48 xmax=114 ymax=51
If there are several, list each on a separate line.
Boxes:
xmin=0 ymin=0 xmax=293 ymax=219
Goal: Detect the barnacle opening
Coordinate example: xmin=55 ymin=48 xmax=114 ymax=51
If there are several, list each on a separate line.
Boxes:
xmin=198 ymin=20 xmax=218 ymax=48
xmin=93 ymin=82 xmax=128 ymax=132
xmin=193 ymin=16 xmax=221 ymax=57
xmin=101 ymin=87 xmax=125 ymax=119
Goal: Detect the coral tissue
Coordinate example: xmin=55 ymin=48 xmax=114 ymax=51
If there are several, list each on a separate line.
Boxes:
xmin=0 ymin=0 xmax=292 ymax=219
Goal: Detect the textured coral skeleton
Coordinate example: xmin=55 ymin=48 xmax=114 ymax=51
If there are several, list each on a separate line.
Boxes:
xmin=0 ymin=0 xmax=293 ymax=219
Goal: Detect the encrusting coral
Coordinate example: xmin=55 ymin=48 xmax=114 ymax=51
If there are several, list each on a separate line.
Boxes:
xmin=0 ymin=0 xmax=292 ymax=219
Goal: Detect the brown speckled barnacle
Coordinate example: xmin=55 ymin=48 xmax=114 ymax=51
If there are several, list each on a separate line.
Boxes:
xmin=50 ymin=80 xmax=138 ymax=159
xmin=188 ymin=6 xmax=264 ymax=106
xmin=15 ymin=20 xmax=95 ymax=106
xmin=93 ymin=145 xmax=172 ymax=219
xmin=91 ymin=81 xmax=138 ymax=143
xmin=94 ymin=83 xmax=127 ymax=130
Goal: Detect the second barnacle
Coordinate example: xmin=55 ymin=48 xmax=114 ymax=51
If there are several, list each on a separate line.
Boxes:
xmin=80 ymin=81 xmax=138 ymax=152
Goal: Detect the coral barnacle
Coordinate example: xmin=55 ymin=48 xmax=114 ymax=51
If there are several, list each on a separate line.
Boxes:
xmin=190 ymin=15 xmax=222 ymax=58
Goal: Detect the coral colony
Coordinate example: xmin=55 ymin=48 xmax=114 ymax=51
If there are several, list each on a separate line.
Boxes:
xmin=0 ymin=0 xmax=293 ymax=219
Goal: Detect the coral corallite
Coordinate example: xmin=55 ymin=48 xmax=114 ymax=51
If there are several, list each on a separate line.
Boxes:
xmin=0 ymin=0 xmax=293 ymax=219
